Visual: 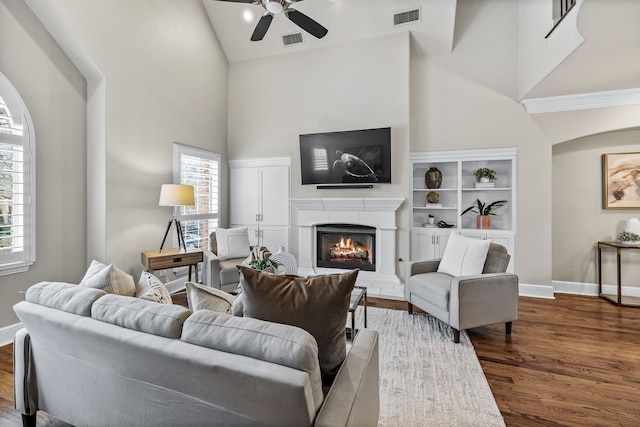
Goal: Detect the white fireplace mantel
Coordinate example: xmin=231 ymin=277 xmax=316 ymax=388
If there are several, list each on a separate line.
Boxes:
xmin=291 ymin=198 xmax=404 ymax=286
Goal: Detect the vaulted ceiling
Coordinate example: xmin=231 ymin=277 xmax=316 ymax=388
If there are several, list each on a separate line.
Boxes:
xmin=203 ymin=0 xmax=457 ymax=63
xmin=204 ymin=0 xmax=640 ymax=102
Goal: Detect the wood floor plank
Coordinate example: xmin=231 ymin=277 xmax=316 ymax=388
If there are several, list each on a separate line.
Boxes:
xmin=0 ymin=294 xmax=638 ymax=426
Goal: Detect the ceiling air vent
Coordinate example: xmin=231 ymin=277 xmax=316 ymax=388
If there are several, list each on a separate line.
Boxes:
xmin=282 ymin=32 xmax=304 ymax=47
xmin=393 ymin=8 xmax=421 ymax=26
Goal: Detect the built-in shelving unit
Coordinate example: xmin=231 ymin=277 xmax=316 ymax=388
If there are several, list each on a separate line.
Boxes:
xmin=410 ymin=148 xmax=517 ymax=272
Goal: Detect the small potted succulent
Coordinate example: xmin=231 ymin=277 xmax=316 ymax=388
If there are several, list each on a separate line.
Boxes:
xmin=473 ymin=168 xmax=497 ymax=183
xmin=461 ymin=199 xmax=507 ymax=229
xmin=617 ymin=231 xmax=640 ymax=245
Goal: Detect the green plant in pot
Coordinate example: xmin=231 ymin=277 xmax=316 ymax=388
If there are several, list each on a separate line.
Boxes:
xmin=617 ymin=231 xmax=640 ymax=245
xmin=461 ymin=199 xmax=507 ymax=229
xmin=249 ymin=258 xmax=279 ymax=273
xmin=473 ymin=168 xmax=496 ymax=183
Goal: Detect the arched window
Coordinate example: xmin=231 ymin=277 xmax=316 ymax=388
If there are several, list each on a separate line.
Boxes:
xmin=0 ymin=73 xmax=35 ymax=275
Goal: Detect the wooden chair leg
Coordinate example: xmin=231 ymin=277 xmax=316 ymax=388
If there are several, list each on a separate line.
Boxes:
xmin=506 ymin=321 xmax=513 ymax=335
xmin=407 ymin=302 xmax=413 ymax=314
xmin=453 ymin=328 xmax=460 ymax=343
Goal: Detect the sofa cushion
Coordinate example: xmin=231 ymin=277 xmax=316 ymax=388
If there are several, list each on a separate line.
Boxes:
xmin=136 ymin=272 xmax=172 ymax=304
xmin=408 ymin=272 xmax=452 ymax=312
xmin=25 ymin=282 xmax=106 ymax=317
xmin=91 ymin=294 xmax=192 ymax=339
xmin=215 ymin=227 xmax=251 ymax=260
xmin=182 ymin=310 xmax=323 ymax=410
xmin=238 ymin=266 xmax=358 ymax=379
xmin=185 ymin=281 xmax=235 ymax=313
xmin=437 ymin=232 xmax=491 ymax=276
xmin=79 ymin=260 xmax=136 ymax=296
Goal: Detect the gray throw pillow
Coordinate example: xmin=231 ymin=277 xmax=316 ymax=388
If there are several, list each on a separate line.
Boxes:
xmin=237 ymin=266 xmax=358 ymax=379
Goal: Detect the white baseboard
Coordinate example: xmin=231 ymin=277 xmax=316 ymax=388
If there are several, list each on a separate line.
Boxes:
xmin=1 ymin=322 xmax=23 ymax=347
xmin=553 ymin=280 xmax=640 ymax=297
xmin=519 ymin=283 xmax=555 ymax=299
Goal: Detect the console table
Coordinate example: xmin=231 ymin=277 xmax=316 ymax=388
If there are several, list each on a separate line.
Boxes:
xmin=597 ymin=241 xmax=640 ymax=307
xmin=141 ymin=249 xmax=203 ymax=283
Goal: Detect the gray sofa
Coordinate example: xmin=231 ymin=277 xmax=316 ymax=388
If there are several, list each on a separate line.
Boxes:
xmin=13 ymin=282 xmax=379 ymax=427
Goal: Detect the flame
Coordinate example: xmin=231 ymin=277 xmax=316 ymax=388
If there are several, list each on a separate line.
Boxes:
xmin=334 ymin=236 xmax=369 ymax=254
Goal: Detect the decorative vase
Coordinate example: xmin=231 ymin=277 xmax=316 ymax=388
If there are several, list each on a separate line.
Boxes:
xmin=425 ymin=167 xmax=442 ymax=189
xmin=477 ymin=215 xmax=490 ymax=229
xmin=426 ymin=192 xmax=440 ymax=204
xmin=268 ymin=246 xmax=298 ymax=275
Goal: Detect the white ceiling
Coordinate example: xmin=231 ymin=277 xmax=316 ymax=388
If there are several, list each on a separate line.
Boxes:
xmin=203 ymin=0 xmax=457 ymax=64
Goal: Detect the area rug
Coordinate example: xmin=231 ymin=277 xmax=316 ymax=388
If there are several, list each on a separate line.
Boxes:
xmin=355 ymin=307 xmax=505 ymax=427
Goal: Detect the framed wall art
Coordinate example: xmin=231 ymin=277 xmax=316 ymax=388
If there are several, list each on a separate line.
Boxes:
xmin=602 ymin=152 xmax=640 ymax=209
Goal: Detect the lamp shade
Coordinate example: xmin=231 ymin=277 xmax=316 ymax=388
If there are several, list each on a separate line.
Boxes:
xmin=159 ymin=184 xmax=195 ymax=206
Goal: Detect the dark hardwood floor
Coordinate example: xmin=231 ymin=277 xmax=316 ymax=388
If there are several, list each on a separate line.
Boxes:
xmin=1 ymin=294 xmax=639 ymax=426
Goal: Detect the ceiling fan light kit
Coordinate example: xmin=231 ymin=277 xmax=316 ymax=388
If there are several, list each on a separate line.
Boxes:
xmin=218 ymin=0 xmax=328 ymax=41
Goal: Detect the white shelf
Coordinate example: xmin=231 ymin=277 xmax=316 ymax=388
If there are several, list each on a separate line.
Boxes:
xmin=410 ymin=148 xmax=517 ymax=272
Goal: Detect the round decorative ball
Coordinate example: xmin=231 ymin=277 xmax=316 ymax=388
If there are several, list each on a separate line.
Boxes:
xmin=425 ymin=167 xmax=442 ymax=189
xmin=426 ymin=192 xmax=440 ymax=204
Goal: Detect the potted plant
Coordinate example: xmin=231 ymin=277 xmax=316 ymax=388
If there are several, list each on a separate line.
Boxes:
xmin=461 ymin=199 xmax=507 ymax=229
xmin=249 ymin=258 xmax=279 ymax=273
xmin=473 ymin=168 xmax=496 ymax=183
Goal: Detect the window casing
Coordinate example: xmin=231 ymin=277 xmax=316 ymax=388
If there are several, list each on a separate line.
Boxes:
xmin=0 ymin=73 xmax=35 ymax=275
xmin=173 ymin=143 xmax=220 ymax=251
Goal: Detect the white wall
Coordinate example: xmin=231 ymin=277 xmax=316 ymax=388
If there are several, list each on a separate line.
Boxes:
xmin=228 ymin=33 xmax=411 ymax=275
xmin=50 ymin=0 xmax=230 ymax=273
xmin=553 ymin=129 xmax=640 ymax=288
xmin=0 ymin=0 xmax=87 ymax=327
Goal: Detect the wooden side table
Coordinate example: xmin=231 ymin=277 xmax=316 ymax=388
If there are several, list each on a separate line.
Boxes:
xmin=597 ymin=241 xmax=640 ymax=307
xmin=141 ymin=249 xmax=203 ymax=283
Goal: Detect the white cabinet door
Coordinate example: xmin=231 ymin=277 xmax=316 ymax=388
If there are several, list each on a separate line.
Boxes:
xmin=411 ymin=228 xmax=452 ymax=260
xmin=230 ymin=167 xmax=260 ymax=225
xmin=259 ymin=226 xmax=289 ymax=253
xmin=260 ymin=166 xmax=290 ymax=226
xmin=411 ymin=228 xmax=434 ymax=261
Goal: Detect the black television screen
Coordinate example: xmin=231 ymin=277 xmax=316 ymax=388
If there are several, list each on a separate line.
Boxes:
xmin=299 ymin=127 xmax=391 ymax=186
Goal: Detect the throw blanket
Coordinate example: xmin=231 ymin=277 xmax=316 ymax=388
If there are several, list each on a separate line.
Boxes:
xmin=241 ymin=246 xmax=272 ymax=266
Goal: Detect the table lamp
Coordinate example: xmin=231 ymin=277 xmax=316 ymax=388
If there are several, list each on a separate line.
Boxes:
xmin=158 ymin=184 xmax=195 ymax=252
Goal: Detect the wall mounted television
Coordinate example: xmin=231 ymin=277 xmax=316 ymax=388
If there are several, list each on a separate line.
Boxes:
xmin=299 ymin=127 xmax=391 ymax=187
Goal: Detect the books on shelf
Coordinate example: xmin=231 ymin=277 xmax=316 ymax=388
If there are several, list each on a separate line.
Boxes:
xmin=474 ymin=182 xmax=495 ymax=188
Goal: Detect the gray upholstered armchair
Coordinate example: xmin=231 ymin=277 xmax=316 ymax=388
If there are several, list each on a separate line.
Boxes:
xmin=202 ymin=231 xmax=246 ymax=293
xmin=405 ymin=242 xmax=518 ymax=343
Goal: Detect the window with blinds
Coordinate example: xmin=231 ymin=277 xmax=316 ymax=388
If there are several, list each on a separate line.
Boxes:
xmin=0 ymin=74 xmax=35 ymax=275
xmin=174 ymin=143 xmax=220 ymax=251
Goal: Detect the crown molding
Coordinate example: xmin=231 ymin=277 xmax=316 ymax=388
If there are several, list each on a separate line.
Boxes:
xmin=521 ymin=88 xmax=640 ymax=114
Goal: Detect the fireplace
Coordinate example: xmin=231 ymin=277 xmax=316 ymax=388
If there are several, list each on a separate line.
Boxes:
xmin=316 ymin=224 xmax=376 ymax=272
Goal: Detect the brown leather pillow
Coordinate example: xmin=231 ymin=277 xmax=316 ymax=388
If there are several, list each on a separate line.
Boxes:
xmin=237 ymin=266 xmax=358 ymax=379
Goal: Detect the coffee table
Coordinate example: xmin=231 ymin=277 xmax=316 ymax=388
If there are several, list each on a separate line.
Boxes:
xmin=346 ymin=286 xmax=368 ymax=341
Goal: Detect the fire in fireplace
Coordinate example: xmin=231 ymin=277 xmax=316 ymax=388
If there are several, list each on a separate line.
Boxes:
xmin=316 ymin=224 xmax=376 ymax=271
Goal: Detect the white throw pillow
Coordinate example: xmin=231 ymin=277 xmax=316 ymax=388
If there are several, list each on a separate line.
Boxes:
xmin=185 ymin=281 xmax=236 ymax=313
xmin=79 ymin=260 xmax=136 ymax=296
xmin=437 ymin=232 xmax=491 ymax=276
xmin=136 ymin=272 xmax=172 ymax=304
xmin=216 ymin=227 xmax=251 ymax=260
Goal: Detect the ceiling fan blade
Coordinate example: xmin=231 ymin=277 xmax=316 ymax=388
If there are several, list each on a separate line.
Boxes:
xmin=286 ymin=9 xmax=328 ymax=39
xmin=215 ymin=0 xmax=256 ymax=3
xmin=251 ymin=13 xmax=274 ymax=41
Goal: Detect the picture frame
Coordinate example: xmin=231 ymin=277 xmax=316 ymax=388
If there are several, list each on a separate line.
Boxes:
xmin=602 ymin=152 xmax=640 ymax=209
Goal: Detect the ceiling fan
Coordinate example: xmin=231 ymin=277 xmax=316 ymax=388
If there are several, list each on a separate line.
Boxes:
xmin=217 ymin=0 xmax=328 ymax=42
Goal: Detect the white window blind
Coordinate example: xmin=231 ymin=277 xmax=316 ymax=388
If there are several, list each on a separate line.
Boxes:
xmin=174 ymin=143 xmax=220 ymax=250
xmin=0 ymin=73 xmax=35 ymax=275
